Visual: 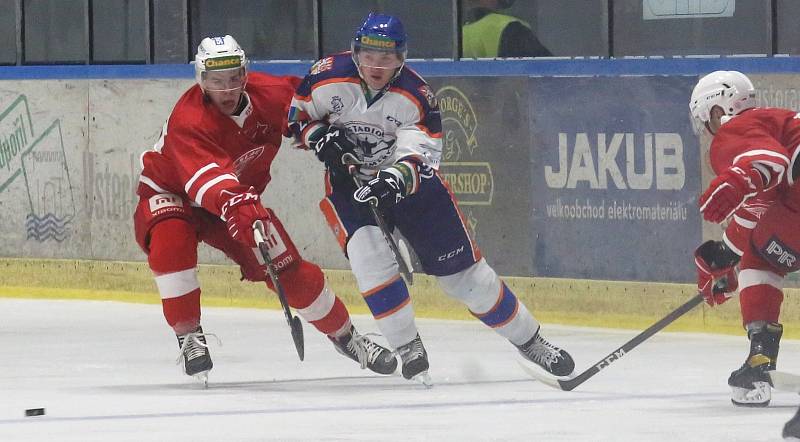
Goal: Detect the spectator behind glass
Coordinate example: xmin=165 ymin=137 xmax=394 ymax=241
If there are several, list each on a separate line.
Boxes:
xmin=462 ymin=0 xmax=552 ymax=58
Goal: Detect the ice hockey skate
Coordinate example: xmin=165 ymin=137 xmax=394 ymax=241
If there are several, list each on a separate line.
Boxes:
xmin=396 ymin=334 xmax=432 ymax=387
xmin=329 ymin=325 xmax=397 ymax=375
xmin=728 ymin=321 xmax=782 ymax=407
xmin=176 ymin=325 xmax=217 ymax=387
xmin=516 ymin=328 xmax=575 ymax=379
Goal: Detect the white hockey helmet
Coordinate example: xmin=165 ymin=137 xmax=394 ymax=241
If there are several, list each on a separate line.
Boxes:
xmin=689 ymin=70 xmax=755 ymax=133
xmin=194 ymin=35 xmax=248 ymax=91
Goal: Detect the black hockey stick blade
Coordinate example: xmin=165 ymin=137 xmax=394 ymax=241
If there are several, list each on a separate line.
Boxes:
xmin=525 ymin=293 xmax=704 ymax=391
xmin=290 ymin=315 xmax=305 ymax=361
xmin=253 ymin=220 xmax=305 ymax=361
xmin=347 ymin=164 xmax=414 ymax=285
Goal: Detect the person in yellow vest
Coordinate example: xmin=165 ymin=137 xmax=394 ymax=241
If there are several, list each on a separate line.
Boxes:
xmin=462 ymin=0 xmax=552 ymax=58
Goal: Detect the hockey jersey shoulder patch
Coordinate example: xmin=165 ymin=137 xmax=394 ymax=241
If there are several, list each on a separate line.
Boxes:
xmin=310 ymin=57 xmax=334 ymax=75
xmin=417 ymin=85 xmax=437 ymax=109
xmin=296 ymin=53 xmax=359 ymax=98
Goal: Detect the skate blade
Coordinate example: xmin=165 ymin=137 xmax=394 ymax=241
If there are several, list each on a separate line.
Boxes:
xmin=516 ymin=357 xmax=575 ymax=387
xmin=410 ymin=371 xmax=433 ymax=388
xmin=730 ymin=384 xmax=770 ymax=407
xmin=192 ymin=371 xmax=210 ymax=388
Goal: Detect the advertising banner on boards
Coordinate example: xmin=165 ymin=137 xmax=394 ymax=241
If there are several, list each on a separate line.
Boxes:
xmin=529 ymin=76 xmax=702 ymax=282
xmin=427 ymin=77 xmax=533 ymax=276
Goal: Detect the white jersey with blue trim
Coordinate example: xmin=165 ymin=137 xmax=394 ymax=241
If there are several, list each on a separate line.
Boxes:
xmin=288 ymin=52 xmax=443 ymax=178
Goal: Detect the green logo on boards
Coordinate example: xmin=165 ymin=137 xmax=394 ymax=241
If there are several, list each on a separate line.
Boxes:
xmin=0 ymin=94 xmax=74 ymax=241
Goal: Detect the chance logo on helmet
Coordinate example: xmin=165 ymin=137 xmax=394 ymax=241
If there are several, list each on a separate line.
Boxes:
xmin=360 ymin=35 xmax=397 ymax=49
xmin=194 ymin=35 xmax=249 ymax=91
xmin=204 ymin=56 xmax=242 ymax=70
xmin=351 ymin=12 xmax=408 ymax=71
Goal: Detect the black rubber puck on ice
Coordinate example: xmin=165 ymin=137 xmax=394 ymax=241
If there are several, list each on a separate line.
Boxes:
xmin=25 ymin=408 xmax=45 ymax=417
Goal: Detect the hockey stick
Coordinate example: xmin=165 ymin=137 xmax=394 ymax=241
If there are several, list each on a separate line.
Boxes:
xmin=347 ymin=164 xmax=414 ymax=285
xmin=769 ymin=370 xmax=800 ymax=392
xmin=253 ymin=220 xmax=305 ymax=361
xmin=523 ymin=293 xmax=704 ymax=391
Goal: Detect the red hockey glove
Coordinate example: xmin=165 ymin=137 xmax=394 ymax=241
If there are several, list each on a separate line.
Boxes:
xmin=220 ymin=188 xmax=270 ymax=248
xmin=699 ymin=166 xmax=763 ymax=223
xmin=694 ymin=240 xmax=740 ymax=306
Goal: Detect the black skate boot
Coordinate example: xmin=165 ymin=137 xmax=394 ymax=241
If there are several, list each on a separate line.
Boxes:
xmin=517 ymin=328 xmax=575 ymax=378
xmin=728 ymin=321 xmax=782 ymax=407
xmin=176 ymin=325 xmax=215 ymax=385
xmin=329 ymin=325 xmax=397 ymax=375
xmin=397 ymin=334 xmax=432 ymax=386
xmin=784 ymin=406 xmax=800 ymax=440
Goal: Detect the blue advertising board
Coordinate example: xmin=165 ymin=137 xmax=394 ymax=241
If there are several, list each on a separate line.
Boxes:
xmin=530 ymin=76 xmax=701 ymax=282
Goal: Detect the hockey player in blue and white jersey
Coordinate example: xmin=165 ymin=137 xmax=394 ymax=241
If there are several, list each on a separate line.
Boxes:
xmin=287 ymin=12 xmax=574 ymax=384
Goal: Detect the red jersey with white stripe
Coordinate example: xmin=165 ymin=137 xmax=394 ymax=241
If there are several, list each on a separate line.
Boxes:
xmin=138 ymin=72 xmax=301 ymax=217
xmin=710 ymin=107 xmax=800 ymax=254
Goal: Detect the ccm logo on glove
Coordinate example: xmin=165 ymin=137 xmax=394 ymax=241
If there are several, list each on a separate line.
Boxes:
xmin=220 ymin=188 xmax=270 ymax=248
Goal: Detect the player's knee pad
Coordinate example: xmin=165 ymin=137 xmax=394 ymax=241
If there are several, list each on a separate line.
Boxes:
xmin=147 ymin=218 xmax=198 ymax=274
xmin=437 ymin=258 xmax=501 ymax=312
xmin=347 ymin=226 xmax=398 ymax=292
xmin=276 ymin=259 xmax=325 ymax=310
xmin=147 ymin=219 xmax=201 ymax=310
xmin=739 ymin=268 xmax=784 ymax=324
xmin=133 ymin=191 xmax=192 ymax=253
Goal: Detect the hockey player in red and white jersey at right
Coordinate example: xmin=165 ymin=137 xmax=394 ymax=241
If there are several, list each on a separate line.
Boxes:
xmin=689 ymin=70 xmax=800 ymax=408
xmin=133 ymin=35 xmax=396 ymax=384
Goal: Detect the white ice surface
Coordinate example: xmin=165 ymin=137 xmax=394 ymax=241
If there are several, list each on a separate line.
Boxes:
xmin=0 ymin=298 xmax=799 ymax=442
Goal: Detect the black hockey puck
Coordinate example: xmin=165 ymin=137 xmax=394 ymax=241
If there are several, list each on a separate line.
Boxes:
xmin=25 ymin=408 xmax=45 ymax=417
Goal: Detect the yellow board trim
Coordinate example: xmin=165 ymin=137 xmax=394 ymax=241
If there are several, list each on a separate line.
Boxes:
xmin=4 ymin=258 xmax=800 ymax=338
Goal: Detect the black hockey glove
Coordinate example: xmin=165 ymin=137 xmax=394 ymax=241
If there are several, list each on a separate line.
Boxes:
xmin=694 ymin=240 xmax=740 ymax=306
xmin=353 ymin=168 xmax=406 ymax=210
xmin=313 ymin=126 xmax=360 ymax=172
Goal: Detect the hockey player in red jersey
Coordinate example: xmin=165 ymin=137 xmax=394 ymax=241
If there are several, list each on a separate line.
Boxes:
xmin=133 ymin=35 xmax=396 ymax=383
xmin=689 ymin=70 xmax=800 ymax=406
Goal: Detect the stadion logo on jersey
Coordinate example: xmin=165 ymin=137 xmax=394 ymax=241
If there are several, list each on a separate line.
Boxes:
xmin=148 ymin=193 xmax=183 ymax=214
xmin=343 ymin=121 xmax=394 ymax=167
xmin=764 ymin=236 xmax=799 ymax=271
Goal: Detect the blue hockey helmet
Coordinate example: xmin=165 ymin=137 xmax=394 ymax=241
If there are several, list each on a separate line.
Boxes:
xmin=351 ymin=13 xmax=408 ymax=70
